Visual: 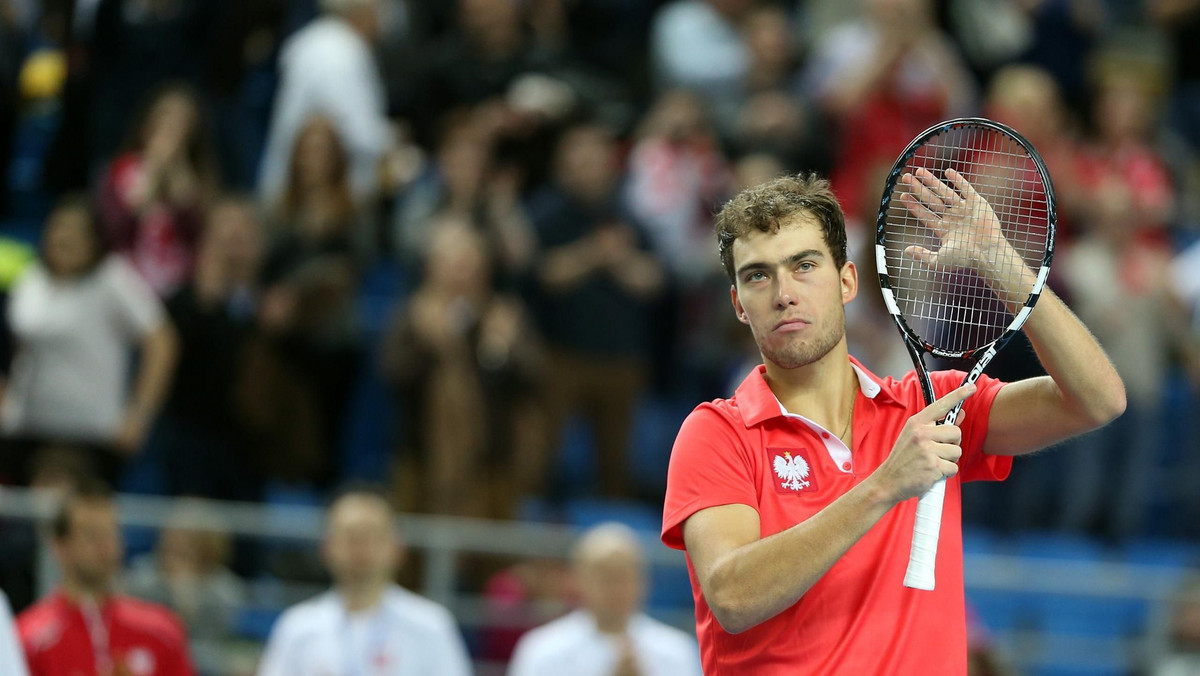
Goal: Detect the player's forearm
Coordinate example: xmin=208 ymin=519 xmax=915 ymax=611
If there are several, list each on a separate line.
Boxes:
xmin=1022 ymin=289 xmax=1126 ymax=426
xmin=703 ymin=480 xmax=894 ymax=634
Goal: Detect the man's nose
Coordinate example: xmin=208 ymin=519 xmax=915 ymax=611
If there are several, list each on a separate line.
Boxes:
xmin=775 ymin=277 xmax=800 ymax=308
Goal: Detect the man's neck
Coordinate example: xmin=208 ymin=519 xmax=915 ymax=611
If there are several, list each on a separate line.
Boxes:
xmin=61 ymin=578 xmax=112 ymax=606
xmin=339 ymin=581 xmax=389 ymax=613
xmin=593 ymin=612 xmax=630 ymax=635
xmin=763 ymin=342 xmax=858 ymax=435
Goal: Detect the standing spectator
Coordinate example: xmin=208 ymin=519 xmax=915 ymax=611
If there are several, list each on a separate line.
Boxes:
xmin=803 ymin=0 xmax=975 ymax=222
xmin=0 ymin=589 xmax=28 ymax=676
xmin=1152 ymin=574 xmax=1200 ymax=675
xmin=258 ymin=0 xmax=392 ymax=205
xmin=96 ymin=83 xmax=216 ymax=297
xmin=17 ymin=481 xmax=195 ymax=676
xmin=2 ymin=197 xmax=178 ymax=486
xmin=239 ymin=116 xmax=362 ymax=486
xmin=383 ymin=219 xmax=543 ymax=518
xmin=157 ymin=196 xmax=263 ymax=501
xmin=520 ymin=122 xmax=664 ymax=499
xmin=508 ymin=522 xmax=702 ymax=676
xmin=256 ymin=487 xmax=473 ymax=676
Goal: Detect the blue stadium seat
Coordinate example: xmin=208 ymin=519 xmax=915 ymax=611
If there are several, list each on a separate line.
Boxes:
xmin=234 ymin=605 xmax=283 ymax=641
xmin=1014 ymin=532 xmax=1110 ymax=563
xmin=1029 ymin=594 xmax=1148 ymax=637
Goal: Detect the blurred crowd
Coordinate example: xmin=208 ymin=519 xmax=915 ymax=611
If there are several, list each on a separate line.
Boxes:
xmin=1 ymin=0 xmax=1200 ymax=669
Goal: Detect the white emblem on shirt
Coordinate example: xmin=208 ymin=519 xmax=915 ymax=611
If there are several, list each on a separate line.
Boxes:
xmin=774 ymin=451 xmax=810 ymax=491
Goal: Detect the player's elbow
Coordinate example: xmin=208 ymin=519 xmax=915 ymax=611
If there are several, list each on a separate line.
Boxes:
xmin=1088 ymin=376 xmax=1127 ymax=428
xmin=704 ymin=580 xmax=762 ymax=635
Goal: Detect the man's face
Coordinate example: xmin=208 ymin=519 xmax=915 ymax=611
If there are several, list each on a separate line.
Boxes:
xmin=322 ymin=496 xmax=400 ymax=588
xmin=56 ymin=501 xmax=123 ymax=592
xmin=730 ymin=214 xmax=857 ymax=370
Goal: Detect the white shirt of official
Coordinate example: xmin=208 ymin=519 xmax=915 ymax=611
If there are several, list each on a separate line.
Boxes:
xmin=257 ymin=585 xmax=473 ymax=676
xmin=258 ymin=15 xmax=393 ymax=205
xmin=0 ymin=590 xmax=29 ymax=676
xmin=2 ymin=256 xmax=165 ymax=441
xmin=508 ymin=610 xmax=702 ymax=676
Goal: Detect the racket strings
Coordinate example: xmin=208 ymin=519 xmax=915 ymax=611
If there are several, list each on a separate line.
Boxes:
xmin=883 ymin=125 xmax=1050 ymax=353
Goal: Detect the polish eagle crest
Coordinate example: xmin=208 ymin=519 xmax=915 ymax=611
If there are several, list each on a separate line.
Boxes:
xmin=774 ymin=451 xmax=811 ymax=491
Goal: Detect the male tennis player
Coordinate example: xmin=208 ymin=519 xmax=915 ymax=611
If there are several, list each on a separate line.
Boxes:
xmin=661 ymin=173 xmax=1125 ymax=674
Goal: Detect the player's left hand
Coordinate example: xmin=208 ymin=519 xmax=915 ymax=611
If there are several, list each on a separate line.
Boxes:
xmin=898 ymin=167 xmax=1012 ymax=272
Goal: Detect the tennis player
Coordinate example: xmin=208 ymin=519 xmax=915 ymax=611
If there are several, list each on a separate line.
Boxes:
xmin=661 ymin=173 xmax=1125 ymax=674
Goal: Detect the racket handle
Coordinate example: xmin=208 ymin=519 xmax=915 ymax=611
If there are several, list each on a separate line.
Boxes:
xmin=903 ymin=477 xmax=947 ymax=591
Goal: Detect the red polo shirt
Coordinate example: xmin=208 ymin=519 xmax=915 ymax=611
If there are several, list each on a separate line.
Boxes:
xmin=662 ymin=357 xmax=1009 ymax=675
xmin=18 ymin=591 xmax=194 ymax=676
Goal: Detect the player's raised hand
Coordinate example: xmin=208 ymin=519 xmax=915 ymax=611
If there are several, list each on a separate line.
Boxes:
xmin=871 ymin=383 xmax=976 ymax=504
xmin=898 ymin=168 xmax=1011 ymax=271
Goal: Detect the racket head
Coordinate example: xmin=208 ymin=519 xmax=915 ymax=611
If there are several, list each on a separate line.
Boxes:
xmin=875 ymin=117 xmax=1056 ymax=362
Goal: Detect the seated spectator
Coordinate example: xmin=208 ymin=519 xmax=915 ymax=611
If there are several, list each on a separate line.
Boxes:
xmin=158 ymin=196 xmax=263 ymax=501
xmin=508 ymin=522 xmax=702 ymax=676
xmin=383 ymin=218 xmax=543 ymax=518
xmin=2 ymin=197 xmax=178 ymax=486
xmin=521 ymin=122 xmax=665 ymax=500
xmin=257 ymin=487 xmax=472 ymax=676
xmin=259 ymin=0 xmax=393 ymax=205
xmin=96 ymin=83 xmax=216 ymax=297
xmin=17 ymin=481 xmax=195 ymax=676
xmin=126 ymin=498 xmax=246 ymax=667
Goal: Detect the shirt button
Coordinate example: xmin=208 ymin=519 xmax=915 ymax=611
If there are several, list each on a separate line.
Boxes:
xmin=842 ymin=462 xmax=852 ymax=471
xmin=821 ymin=432 xmax=831 ymax=439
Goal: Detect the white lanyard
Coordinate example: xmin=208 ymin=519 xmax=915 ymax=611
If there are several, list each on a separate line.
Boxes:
xmin=80 ymin=597 xmax=114 ymax=675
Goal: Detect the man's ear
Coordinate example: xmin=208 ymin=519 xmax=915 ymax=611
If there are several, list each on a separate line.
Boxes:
xmin=731 ymin=285 xmax=749 ymax=325
xmin=841 ymin=261 xmax=858 ymax=305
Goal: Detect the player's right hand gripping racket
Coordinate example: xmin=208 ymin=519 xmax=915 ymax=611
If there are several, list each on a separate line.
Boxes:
xmin=876 ymin=117 xmax=1056 ymax=591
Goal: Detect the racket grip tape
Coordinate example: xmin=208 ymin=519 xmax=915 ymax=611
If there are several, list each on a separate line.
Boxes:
xmin=903 ymin=477 xmax=947 ymax=591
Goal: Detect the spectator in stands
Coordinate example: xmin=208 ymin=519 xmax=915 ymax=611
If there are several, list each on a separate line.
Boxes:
xmin=17 ymin=481 xmax=195 ymax=676
xmin=1074 ymin=56 xmax=1174 ymax=242
xmin=96 ymin=83 xmax=217 ymax=297
xmin=0 ymin=589 xmax=28 ymax=676
xmin=126 ymin=498 xmax=246 ymax=668
xmin=391 ymin=114 xmax=536 ymax=284
xmin=259 ymin=0 xmax=392 ymax=205
xmin=521 ymin=122 xmax=664 ymax=499
xmin=1153 ymin=574 xmax=1200 ymax=675
xmin=508 ymin=522 xmax=702 ymax=676
xmin=2 ymin=197 xmax=178 ymax=486
xmin=1057 ymin=172 xmax=1175 ymax=540
xmin=383 ymin=218 xmax=543 ymax=518
xmin=257 ymin=487 xmax=473 ymax=676
xmin=651 ymin=0 xmax=754 ymax=129
xmin=158 ymin=196 xmax=263 ymax=501
xmin=802 ymin=0 xmax=975 ymax=222
xmin=239 ymin=116 xmax=362 ymax=486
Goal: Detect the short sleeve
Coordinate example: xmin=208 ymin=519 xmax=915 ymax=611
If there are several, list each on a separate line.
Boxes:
xmin=929 ymin=370 xmax=1010 ymax=483
xmin=431 ymin=608 xmax=473 ymax=676
xmin=662 ymin=405 xmax=757 ymax=550
xmin=105 ymin=258 xmax=165 ymax=338
xmin=256 ymin=608 xmax=301 ymax=676
xmin=0 ymin=592 xmax=29 ymax=676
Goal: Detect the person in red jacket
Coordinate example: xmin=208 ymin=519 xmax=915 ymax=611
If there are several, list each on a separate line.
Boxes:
xmin=17 ymin=481 xmax=194 ymax=676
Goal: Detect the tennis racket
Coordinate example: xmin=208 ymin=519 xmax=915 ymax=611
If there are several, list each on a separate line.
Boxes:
xmin=875 ymin=117 xmax=1056 ymax=591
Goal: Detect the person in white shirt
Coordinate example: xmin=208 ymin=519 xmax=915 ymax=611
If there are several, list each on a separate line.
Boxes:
xmin=508 ymin=523 xmax=701 ymax=676
xmin=257 ymin=487 xmax=473 ymax=676
xmin=258 ymin=0 xmax=393 ymax=206
xmin=0 ymin=589 xmax=29 ymax=676
xmin=1 ymin=196 xmax=177 ymax=478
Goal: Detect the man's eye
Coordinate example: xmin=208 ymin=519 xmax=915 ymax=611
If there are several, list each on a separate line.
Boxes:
xmin=747 ymin=271 xmax=766 ymax=282
xmin=798 ymin=262 xmax=815 ymax=272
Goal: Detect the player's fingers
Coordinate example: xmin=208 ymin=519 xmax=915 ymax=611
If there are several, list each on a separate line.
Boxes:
xmin=902 ymin=245 xmax=938 ymax=268
xmin=929 ymin=423 xmax=963 ymax=445
xmin=914 ymin=167 xmax=960 ymax=206
xmin=918 ymin=383 xmax=976 ymax=423
xmin=944 ymin=168 xmax=979 ymax=203
xmin=899 ymin=192 xmax=945 ymax=236
xmin=902 ymin=172 xmax=948 ymax=212
xmin=939 ymin=458 xmax=960 ymax=479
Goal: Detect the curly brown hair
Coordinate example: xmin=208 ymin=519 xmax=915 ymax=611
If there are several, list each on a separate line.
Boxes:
xmin=715 ymin=172 xmax=849 ymax=283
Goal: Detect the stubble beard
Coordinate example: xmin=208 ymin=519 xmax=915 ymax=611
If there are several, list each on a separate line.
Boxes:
xmin=758 ymin=311 xmax=845 ymax=370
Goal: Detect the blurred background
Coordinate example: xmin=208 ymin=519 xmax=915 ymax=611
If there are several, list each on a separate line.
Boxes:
xmin=0 ymin=0 xmax=1199 ymax=673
